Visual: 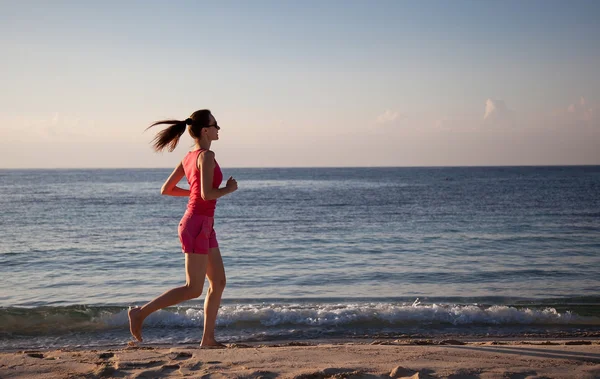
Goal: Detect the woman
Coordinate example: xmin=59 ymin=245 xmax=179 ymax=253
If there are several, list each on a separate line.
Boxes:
xmin=128 ymin=109 xmax=238 ymax=348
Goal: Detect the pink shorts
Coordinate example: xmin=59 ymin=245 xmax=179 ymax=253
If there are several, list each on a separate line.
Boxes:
xmin=178 ymin=213 xmax=218 ymax=254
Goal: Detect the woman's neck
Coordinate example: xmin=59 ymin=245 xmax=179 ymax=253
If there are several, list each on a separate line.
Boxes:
xmin=195 ymin=140 xmax=211 ymax=150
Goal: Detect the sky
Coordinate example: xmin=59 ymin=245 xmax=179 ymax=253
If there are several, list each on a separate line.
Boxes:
xmin=1 ymin=0 xmax=599 ymax=168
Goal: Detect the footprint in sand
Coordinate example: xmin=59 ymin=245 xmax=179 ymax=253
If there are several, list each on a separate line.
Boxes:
xmin=167 ymin=350 xmax=193 ymax=361
xmin=178 ymin=361 xmax=204 ymax=376
xmin=390 ymin=366 xmax=437 ymax=379
xmin=93 ymin=362 xmax=119 ymax=378
xmin=116 ymin=360 xmax=165 ymax=370
xmin=25 ymin=353 xmax=44 ymax=359
xmin=98 ymin=352 xmax=114 ymax=359
xmin=133 ymin=364 xmax=180 ymax=379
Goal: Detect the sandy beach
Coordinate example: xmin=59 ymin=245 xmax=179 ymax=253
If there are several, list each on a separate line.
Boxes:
xmin=1 ymin=339 xmax=599 ymax=379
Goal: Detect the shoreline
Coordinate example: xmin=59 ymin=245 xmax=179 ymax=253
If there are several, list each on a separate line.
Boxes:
xmin=4 ymin=336 xmax=600 ymax=353
xmin=3 ymin=332 xmax=600 ymax=354
xmin=1 ymin=338 xmax=599 ymax=378
xmin=4 ymin=335 xmax=600 ymax=353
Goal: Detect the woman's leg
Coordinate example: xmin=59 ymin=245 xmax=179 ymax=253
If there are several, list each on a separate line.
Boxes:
xmin=128 ymin=253 xmax=209 ymax=341
xmin=201 ymin=247 xmax=226 ymax=347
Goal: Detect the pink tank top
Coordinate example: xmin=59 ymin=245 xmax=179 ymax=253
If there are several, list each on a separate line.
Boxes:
xmin=182 ymin=149 xmax=223 ymax=217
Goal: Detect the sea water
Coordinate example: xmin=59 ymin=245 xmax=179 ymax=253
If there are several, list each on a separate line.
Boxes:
xmin=1 ymin=166 xmax=599 ymax=349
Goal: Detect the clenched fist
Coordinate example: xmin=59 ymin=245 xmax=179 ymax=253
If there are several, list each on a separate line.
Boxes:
xmin=225 ymin=176 xmax=238 ymax=193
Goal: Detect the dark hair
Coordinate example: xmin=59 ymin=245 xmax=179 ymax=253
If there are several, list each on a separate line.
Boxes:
xmin=146 ymin=109 xmax=212 ymax=152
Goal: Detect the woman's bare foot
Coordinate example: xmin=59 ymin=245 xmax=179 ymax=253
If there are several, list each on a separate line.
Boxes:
xmin=200 ymin=337 xmax=226 ymax=349
xmin=128 ymin=307 xmax=144 ymax=342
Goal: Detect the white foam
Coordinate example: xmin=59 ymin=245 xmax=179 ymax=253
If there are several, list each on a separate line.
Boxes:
xmin=100 ymin=302 xmax=600 ymax=328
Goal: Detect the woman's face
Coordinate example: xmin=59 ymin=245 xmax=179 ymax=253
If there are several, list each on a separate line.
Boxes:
xmin=204 ymin=114 xmax=220 ymax=141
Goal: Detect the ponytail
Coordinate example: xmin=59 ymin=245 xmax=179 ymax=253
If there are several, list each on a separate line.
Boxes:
xmin=145 ymin=119 xmax=190 ymax=152
xmin=146 ymin=109 xmax=211 ymax=152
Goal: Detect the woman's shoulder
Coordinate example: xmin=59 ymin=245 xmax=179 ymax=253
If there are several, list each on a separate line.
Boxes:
xmin=198 ymin=149 xmax=215 ymax=157
xmin=197 ymin=149 xmax=215 ymax=165
xmin=189 ymin=148 xmax=214 ymax=156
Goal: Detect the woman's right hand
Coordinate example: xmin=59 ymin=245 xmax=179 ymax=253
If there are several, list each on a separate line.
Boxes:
xmin=225 ymin=176 xmax=238 ymax=193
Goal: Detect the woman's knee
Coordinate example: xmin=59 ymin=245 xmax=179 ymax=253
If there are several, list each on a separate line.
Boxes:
xmin=210 ymin=277 xmax=226 ymax=292
xmin=185 ymin=283 xmax=204 ymax=299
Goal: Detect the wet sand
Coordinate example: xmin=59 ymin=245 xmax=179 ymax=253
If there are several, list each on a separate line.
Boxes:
xmin=1 ymin=339 xmax=599 ymax=378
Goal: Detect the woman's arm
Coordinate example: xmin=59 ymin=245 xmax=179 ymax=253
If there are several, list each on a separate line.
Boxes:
xmin=161 ymin=162 xmax=190 ymax=196
xmin=200 ymin=150 xmax=237 ymax=200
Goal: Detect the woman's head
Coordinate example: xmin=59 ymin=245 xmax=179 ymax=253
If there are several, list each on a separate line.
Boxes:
xmin=146 ymin=109 xmax=220 ymax=152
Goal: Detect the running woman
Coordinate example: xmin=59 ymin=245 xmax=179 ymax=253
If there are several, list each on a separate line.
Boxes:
xmin=128 ymin=109 xmax=237 ymax=348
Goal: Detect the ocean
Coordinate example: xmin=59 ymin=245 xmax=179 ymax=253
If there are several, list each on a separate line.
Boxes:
xmin=1 ymin=166 xmax=599 ymax=350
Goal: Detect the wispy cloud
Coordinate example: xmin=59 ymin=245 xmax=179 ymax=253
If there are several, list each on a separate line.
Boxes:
xmin=483 ymin=99 xmax=515 ymax=126
xmin=376 ymin=109 xmax=402 ymax=124
xmin=432 ymin=99 xmax=516 ymax=132
xmin=547 ymin=96 xmax=597 ymax=129
xmin=566 ymin=96 xmax=595 ymax=123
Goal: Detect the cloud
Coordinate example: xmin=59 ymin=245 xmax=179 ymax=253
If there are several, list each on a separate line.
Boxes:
xmin=566 ymin=96 xmax=595 ymax=123
xmin=376 ymin=109 xmax=402 ymax=124
xmin=547 ymin=97 xmax=597 ymax=130
xmin=433 ymin=99 xmax=516 ymax=131
xmin=483 ymin=99 xmax=515 ymax=126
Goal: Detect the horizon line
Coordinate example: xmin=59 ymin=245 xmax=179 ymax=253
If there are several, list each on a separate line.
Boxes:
xmin=1 ymin=164 xmax=599 ymax=170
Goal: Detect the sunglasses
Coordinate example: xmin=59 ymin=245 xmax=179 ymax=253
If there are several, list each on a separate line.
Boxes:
xmin=205 ymin=124 xmax=221 ymax=130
